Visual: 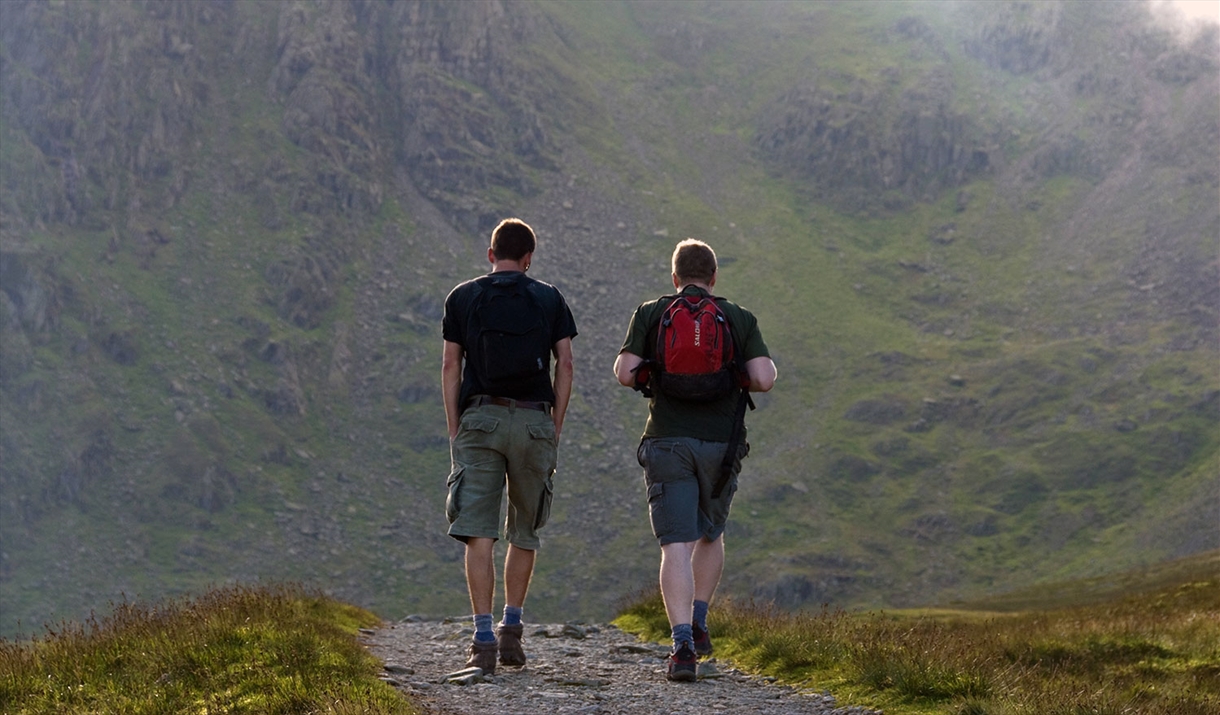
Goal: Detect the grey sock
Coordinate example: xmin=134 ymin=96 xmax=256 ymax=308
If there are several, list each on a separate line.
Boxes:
xmin=693 ymin=600 xmax=710 ymax=631
xmin=473 ymin=613 xmax=495 ymax=642
xmin=671 ymin=623 xmax=694 ymax=650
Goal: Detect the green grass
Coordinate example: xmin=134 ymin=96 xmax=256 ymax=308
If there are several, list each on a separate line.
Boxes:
xmin=616 ymin=551 xmax=1220 ymax=715
xmin=13 ymin=560 xmax=1214 ymax=715
xmin=0 ymin=584 xmax=415 ymax=715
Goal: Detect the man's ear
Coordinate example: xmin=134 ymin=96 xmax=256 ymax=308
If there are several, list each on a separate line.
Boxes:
xmin=487 ymin=247 xmax=496 ymax=265
xmin=672 ymin=272 xmax=681 ymax=289
xmin=709 ymin=271 xmax=717 ymax=289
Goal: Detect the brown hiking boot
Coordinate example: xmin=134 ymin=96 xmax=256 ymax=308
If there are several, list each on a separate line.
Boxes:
xmin=465 ymin=638 xmax=498 ymax=675
xmin=497 ymin=623 xmax=526 ymax=666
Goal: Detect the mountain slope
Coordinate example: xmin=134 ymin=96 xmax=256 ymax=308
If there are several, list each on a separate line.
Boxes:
xmin=1 ymin=0 xmax=1216 ymax=635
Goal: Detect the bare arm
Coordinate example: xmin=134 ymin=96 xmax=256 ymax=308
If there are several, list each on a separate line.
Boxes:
xmin=442 ymin=340 xmax=464 ymax=440
xmin=613 ymin=351 xmax=644 ymax=388
xmin=745 ymin=356 xmax=777 ymax=392
xmin=551 ymin=338 xmax=574 ymax=442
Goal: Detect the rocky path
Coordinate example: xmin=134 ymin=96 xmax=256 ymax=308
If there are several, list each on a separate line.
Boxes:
xmin=362 ymin=617 xmax=881 ymax=715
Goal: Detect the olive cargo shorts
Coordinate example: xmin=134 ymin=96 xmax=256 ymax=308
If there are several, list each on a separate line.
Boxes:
xmin=446 ymin=403 xmax=557 ymax=550
xmin=637 ymin=436 xmax=748 ymax=545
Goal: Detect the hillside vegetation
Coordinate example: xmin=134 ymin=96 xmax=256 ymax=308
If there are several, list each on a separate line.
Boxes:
xmin=3 ymin=551 xmax=1216 ymax=714
xmin=1 ymin=0 xmax=1216 ymax=635
xmin=618 ymin=549 xmax=1220 ymax=714
xmin=0 ymin=584 xmax=412 ymax=714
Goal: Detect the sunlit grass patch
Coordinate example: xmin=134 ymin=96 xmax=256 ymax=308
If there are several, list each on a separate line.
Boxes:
xmin=0 ymin=584 xmax=416 ymax=715
xmin=615 ymin=558 xmax=1220 ymax=715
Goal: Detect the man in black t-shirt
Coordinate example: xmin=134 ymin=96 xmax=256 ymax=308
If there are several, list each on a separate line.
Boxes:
xmin=441 ymin=218 xmax=577 ymax=674
xmin=614 ymin=238 xmax=776 ymax=682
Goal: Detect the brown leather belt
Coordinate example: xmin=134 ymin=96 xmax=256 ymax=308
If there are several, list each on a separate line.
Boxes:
xmin=467 ymin=395 xmax=551 ymax=413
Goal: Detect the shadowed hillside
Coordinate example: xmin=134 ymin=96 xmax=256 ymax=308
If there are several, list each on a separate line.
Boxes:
xmin=1 ymin=0 xmax=1216 ymax=636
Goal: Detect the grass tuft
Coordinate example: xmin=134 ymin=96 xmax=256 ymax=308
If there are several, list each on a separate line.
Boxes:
xmin=0 ymin=583 xmax=417 ymax=715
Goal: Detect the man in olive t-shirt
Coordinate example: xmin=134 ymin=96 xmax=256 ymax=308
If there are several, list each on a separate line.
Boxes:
xmin=613 ymin=238 xmax=777 ymax=682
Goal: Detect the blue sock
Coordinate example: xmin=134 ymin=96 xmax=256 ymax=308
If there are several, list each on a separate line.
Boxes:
xmin=473 ymin=613 xmax=496 ymax=642
xmin=693 ymin=600 xmax=709 ymax=631
xmin=502 ymin=605 xmax=523 ymax=626
xmin=671 ymin=623 xmax=694 ymax=650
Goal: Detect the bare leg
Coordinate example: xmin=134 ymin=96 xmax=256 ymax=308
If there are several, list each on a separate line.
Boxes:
xmin=465 ymin=537 xmax=496 ymax=615
xmin=503 ymin=544 xmax=536 ymax=609
xmin=691 ymin=535 xmax=724 ymax=603
xmin=659 ymin=541 xmax=697 ymax=627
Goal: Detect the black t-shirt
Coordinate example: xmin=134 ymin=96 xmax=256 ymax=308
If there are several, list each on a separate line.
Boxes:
xmin=443 ymin=271 xmax=578 ymax=407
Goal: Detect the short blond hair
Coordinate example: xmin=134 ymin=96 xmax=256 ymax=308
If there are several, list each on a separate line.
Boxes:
xmin=671 ymin=239 xmax=717 ymax=284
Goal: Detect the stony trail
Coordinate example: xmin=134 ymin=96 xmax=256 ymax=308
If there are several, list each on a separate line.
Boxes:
xmin=362 ymin=617 xmax=882 ymax=715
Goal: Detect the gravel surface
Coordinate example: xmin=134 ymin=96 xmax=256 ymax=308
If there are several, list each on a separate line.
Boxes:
xmin=362 ymin=617 xmax=883 ymax=715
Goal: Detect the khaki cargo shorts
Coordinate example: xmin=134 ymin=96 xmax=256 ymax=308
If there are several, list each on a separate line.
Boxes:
xmin=446 ymin=402 xmax=557 ymax=550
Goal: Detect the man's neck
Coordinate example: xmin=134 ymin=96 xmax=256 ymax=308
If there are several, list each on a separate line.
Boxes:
xmin=492 ymin=260 xmax=527 ymax=273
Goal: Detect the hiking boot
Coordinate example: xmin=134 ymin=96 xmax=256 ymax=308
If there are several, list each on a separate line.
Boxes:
xmin=692 ymin=624 xmax=714 ymax=657
xmin=665 ymin=643 xmax=698 ymax=682
xmin=497 ymin=623 xmax=526 ymax=666
xmin=465 ymin=638 xmax=498 ymax=675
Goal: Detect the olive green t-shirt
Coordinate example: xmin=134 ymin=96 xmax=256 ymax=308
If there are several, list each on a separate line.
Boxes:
xmin=619 ymin=285 xmax=771 ymax=442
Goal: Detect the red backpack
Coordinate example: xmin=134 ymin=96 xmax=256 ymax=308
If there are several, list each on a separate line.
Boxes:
xmin=652 ymin=293 xmax=740 ymax=402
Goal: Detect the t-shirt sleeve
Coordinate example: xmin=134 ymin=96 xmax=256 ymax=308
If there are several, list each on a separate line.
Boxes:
xmin=734 ymin=308 xmax=770 ymax=361
xmin=441 ymin=287 xmax=464 ymax=345
xmin=620 ymin=305 xmax=650 ymax=356
xmin=552 ymin=296 xmax=578 ymax=345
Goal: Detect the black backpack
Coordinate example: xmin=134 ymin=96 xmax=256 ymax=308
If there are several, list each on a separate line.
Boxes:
xmin=468 ymin=274 xmax=550 ymax=393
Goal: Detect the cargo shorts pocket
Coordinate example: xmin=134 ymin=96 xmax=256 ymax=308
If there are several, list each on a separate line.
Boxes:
xmin=534 ymin=475 xmax=555 ymax=530
xmin=445 ymin=466 xmax=465 ymax=525
xmin=646 ymin=482 xmax=671 ymax=535
xmin=461 ymin=415 xmax=499 ymax=435
xmin=527 ymin=421 xmax=555 ymax=443
xmin=526 ymin=421 xmax=558 ymax=479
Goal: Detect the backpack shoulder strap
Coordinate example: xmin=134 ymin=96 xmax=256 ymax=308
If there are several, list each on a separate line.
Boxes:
xmin=643 ymin=293 xmax=681 ymax=354
xmin=711 ymin=386 xmax=752 ymax=498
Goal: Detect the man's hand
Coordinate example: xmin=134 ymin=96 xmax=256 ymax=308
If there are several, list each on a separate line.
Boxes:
xmin=613 ymin=351 xmax=645 ymax=387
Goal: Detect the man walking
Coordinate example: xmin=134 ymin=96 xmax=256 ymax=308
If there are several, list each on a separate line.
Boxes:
xmin=442 ymin=218 xmax=577 ymax=674
xmin=614 ymin=238 xmax=776 ymax=682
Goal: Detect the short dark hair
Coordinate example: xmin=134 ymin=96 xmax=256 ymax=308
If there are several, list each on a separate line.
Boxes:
xmin=490 ymin=218 xmax=536 ymax=261
xmin=672 ymin=239 xmax=717 ymax=284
